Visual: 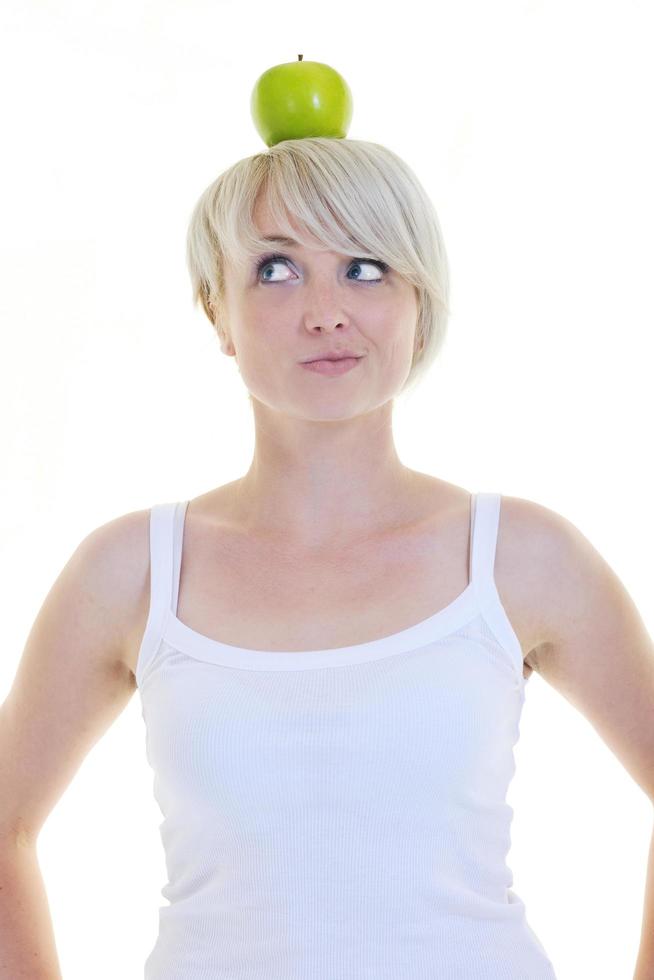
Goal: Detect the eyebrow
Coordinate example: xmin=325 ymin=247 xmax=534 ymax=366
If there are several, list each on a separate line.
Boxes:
xmin=260 ymin=235 xmax=300 ymax=246
xmin=258 ymin=236 xmax=372 ymax=257
xmin=255 ymin=236 xmax=386 ymax=268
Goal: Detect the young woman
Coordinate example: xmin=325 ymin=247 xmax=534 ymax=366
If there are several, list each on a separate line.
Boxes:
xmin=2 ymin=137 xmax=653 ymax=979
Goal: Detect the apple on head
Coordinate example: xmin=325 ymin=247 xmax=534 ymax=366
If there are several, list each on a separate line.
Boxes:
xmin=250 ymin=54 xmax=353 ymax=147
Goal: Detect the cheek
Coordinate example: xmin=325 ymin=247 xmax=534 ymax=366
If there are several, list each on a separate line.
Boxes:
xmin=236 ymin=305 xmax=282 ymax=347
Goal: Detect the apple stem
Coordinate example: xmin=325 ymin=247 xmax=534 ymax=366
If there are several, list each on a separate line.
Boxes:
xmin=298 ymin=54 xmax=303 ymax=61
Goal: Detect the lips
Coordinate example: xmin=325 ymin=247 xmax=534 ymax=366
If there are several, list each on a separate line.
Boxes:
xmin=301 ymin=356 xmax=361 ymax=375
xmin=302 ymin=351 xmax=363 ymax=363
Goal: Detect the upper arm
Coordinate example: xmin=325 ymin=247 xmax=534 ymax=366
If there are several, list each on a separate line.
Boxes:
xmin=517 ymin=496 xmax=654 ymax=803
xmin=0 ymin=510 xmax=148 ymax=846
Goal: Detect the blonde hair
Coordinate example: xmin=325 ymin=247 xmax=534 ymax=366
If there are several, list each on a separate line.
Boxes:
xmin=185 ymin=137 xmax=451 ymax=396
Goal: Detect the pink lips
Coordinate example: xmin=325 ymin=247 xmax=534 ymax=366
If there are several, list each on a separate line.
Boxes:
xmin=301 ymin=348 xmax=362 ymax=363
xmin=300 ymin=357 xmax=361 ymax=376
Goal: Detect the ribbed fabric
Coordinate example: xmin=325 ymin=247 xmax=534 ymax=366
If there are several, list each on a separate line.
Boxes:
xmin=135 ymin=492 xmax=558 ymax=979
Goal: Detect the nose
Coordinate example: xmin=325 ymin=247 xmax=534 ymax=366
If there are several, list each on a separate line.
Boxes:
xmin=302 ymin=282 xmax=350 ymax=334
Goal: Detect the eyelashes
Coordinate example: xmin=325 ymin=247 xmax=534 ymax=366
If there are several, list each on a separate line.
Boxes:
xmin=255 ymin=252 xmax=389 ymax=284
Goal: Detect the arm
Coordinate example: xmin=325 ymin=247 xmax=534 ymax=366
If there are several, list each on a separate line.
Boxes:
xmin=0 ymin=513 xmax=143 ymax=978
xmin=510 ymin=497 xmax=654 ymax=978
xmin=0 ymin=838 xmax=62 ymax=980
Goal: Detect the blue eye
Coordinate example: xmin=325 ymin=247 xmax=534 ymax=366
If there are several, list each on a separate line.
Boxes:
xmin=256 ymin=253 xmax=389 ymax=284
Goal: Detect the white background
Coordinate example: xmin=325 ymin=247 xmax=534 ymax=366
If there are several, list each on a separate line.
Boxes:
xmin=1 ymin=1 xmax=653 ymax=977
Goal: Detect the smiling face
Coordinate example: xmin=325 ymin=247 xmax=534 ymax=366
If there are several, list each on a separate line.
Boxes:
xmin=218 ymin=193 xmax=421 ymax=421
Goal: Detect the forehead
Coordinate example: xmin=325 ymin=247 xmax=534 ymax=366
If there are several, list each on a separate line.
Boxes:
xmin=252 ymin=192 xmax=282 ymax=229
xmin=252 ymin=193 xmax=324 ymax=249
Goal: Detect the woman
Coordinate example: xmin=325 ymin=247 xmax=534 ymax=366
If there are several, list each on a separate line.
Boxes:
xmin=1 ymin=137 xmax=653 ymax=979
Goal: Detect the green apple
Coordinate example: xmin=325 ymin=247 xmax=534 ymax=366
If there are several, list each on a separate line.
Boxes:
xmin=250 ymin=54 xmax=353 ymax=147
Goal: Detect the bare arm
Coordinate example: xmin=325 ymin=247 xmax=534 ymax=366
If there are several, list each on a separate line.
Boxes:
xmin=509 ymin=495 xmax=654 ymax=976
xmin=0 ymin=842 xmax=62 ymax=979
xmin=0 ymin=511 xmax=145 ymax=978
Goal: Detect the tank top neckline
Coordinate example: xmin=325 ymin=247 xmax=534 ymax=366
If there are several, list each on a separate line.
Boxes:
xmin=158 ymin=494 xmax=492 ymax=671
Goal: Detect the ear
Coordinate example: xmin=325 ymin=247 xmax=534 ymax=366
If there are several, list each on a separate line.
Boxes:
xmin=215 ymin=316 xmax=237 ymax=359
xmin=199 ymin=291 xmax=213 ymax=324
xmin=205 ymin=291 xmax=236 ymax=359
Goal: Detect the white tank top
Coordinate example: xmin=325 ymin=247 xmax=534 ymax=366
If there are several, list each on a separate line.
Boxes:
xmin=135 ymin=492 xmax=558 ymax=979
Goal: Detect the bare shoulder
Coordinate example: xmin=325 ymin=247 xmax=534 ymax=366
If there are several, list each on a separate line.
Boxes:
xmin=78 ymin=507 xmax=152 ymax=678
xmin=494 ymin=493 xmax=588 ymax=670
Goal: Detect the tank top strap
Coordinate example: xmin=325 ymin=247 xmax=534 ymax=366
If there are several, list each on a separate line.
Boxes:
xmin=146 ymin=502 xmax=177 ymax=616
xmin=469 ymin=491 xmax=503 ymax=606
xmin=150 ymin=500 xmax=190 ymax=614
xmin=170 ymin=500 xmax=190 ymax=617
xmin=468 ymin=491 xmax=525 ymax=688
xmin=135 ymin=500 xmax=189 ymax=689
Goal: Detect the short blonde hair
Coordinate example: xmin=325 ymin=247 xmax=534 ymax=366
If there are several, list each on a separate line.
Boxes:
xmin=185 ymin=137 xmax=451 ymax=395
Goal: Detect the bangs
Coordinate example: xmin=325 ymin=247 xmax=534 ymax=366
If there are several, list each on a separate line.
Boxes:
xmin=220 ymin=139 xmax=423 ymax=286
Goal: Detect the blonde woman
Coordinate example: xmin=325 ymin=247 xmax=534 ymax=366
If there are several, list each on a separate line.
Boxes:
xmin=1 ymin=138 xmax=653 ymax=979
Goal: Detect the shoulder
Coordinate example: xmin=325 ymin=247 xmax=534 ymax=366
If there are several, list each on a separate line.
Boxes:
xmin=496 ymin=492 xmax=573 ymax=562
xmin=76 ymin=507 xmax=152 ymax=673
xmin=80 ymin=507 xmax=152 ymax=589
xmin=495 ymin=493 xmax=614 ymax=669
